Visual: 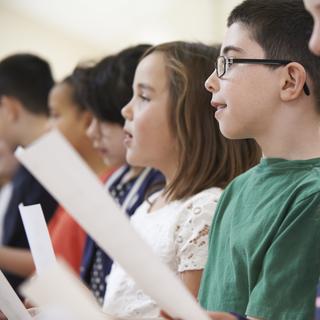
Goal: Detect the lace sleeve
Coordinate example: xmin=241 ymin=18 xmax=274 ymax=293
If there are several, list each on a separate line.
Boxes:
xmin=175 ymin=188 xmax=222 ymax=273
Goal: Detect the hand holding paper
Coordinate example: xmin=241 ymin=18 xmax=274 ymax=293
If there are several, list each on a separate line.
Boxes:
xmin=0 ymin=270 xmax=32 ymax=320
xmin=20 ymin=260 xmax=112 ymax=320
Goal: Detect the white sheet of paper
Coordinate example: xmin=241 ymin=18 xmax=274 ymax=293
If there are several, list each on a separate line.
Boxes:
xmin=15 ymin=130 xmax=210 ymax=320
xmin=0 ymin=270 xmax=32 ymax=320
xmin=20 ymin=260 xmax=112 ymax=320
xmin=19 ymin=204 xmax=56 ymax=275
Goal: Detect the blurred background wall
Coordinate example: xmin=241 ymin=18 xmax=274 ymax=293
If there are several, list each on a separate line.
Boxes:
xmin=0 ymin=0 xmax=242 ymax=80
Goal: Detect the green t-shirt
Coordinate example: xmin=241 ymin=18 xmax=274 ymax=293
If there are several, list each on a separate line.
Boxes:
xmin=199 ymin=158 xmax=320 ymax=320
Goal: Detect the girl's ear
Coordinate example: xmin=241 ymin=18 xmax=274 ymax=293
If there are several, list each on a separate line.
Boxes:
xmin=279 ymin=62 xmax=309 ymax=101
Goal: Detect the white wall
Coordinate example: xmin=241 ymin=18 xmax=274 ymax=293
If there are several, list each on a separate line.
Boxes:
xmin=0 ymin=0 xmax=242 ymax=80
xmin=0 ymin=6 xmax=105 ymax=80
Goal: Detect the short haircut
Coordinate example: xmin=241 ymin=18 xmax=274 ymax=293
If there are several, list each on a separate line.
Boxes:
xmin=0 ymin=53 xmax=54 ymax=115
xmin=74 ymin=44 xmax=151 ymax=125
xmin=60 ymin=75 xmax=87 ymax=113
xmin=228 ymin=0 xmax=320 ymax=111
xmin=144 ymin=42 xmax=261 ymax=200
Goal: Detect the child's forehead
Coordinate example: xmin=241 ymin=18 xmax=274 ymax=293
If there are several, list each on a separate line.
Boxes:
xmin=221 ymin=23 xmax=265 ymax=58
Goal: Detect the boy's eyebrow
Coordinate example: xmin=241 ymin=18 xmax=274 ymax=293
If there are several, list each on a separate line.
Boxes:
xmin=137 ymin=83 xmax=155 ymax=92
xmin=222 ymin=45 xmax=245 ymax=56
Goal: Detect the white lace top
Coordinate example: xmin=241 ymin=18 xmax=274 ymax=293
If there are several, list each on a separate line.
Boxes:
xmin=102 ymin=187 xmax=222 ymax=320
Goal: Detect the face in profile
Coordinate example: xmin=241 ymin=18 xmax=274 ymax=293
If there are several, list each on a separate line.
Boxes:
xmin=205 ymin=23 xmax=280 ymax=140
xmin=304 ymin=0 xmax=320 ymax=55
xmin=86 ymin=118 xmax=127 ymax=167
xmin=121 ymin=52 xmax=177 ymax=174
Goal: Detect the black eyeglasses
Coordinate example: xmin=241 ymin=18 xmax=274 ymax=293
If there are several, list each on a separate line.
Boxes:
xmin=215 ymin=56 xmax=310 ymax=96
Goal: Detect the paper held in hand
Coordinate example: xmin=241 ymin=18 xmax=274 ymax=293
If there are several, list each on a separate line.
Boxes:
xmin=15 ymin=130 xmax=210 ymax=320
xmin=19 ymin=205 xmax=113 ymax=320
xmin=20 ymin=260 xmax=113 ymax=320
xmin=19 ymin=203 xmax=56 ymax=275
xmin=0 ymin=270 xmax=32 ymax=320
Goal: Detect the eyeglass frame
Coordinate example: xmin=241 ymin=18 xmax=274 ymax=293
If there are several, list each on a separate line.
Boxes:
xmin=215 ymin=56 xmax=310 ymax=96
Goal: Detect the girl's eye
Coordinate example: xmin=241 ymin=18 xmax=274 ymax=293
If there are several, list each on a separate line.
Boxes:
xmin=138 ymin=94 xmax=150 ymax=102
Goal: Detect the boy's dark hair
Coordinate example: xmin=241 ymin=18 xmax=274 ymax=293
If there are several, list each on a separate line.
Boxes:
xmin=74 ymin=44 xmax=151 ymax=125
xmin=0 ymin=53 xmax=54 ymax=115
xmin=228 ymin=0 xmax=320 ymax=110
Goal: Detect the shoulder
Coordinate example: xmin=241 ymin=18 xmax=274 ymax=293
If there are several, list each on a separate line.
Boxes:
xmin=183 ymin=187 xmax=222 ymax=208
xmin=295 ymin=166 xmax=320 ymax=201
xmin=226 ymin=165 xmax=258 ymax=188
xmin=174 ymin=188 xmax=222 ymax=271
xmin=176 ymin=187 xmax=223 ymax=225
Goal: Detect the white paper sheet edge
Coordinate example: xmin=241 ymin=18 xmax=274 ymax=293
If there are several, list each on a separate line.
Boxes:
xmin=0 ymin=270 xmax=32 ymax=320
xmin=15 ymin=130 xmax=210 ymax=320
xmin=19 ymin=204 xmax=56 ymax=275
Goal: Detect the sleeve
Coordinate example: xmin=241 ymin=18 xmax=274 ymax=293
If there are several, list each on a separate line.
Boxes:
xmin=246 ymin=192 xmax=320 ymax=320
xmin=175 ymin=189 xmax=221 ymax=273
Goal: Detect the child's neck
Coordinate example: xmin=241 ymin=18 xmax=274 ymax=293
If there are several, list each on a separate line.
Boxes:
xmin=258 ymin=120 xmax=320 ymax=160
xmin=148 ymin=190 xmax=170 ymax=213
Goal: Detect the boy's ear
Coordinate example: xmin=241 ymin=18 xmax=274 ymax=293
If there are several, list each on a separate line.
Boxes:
xmin=279 ymin=62 xmax=308 ymax=101
xmin=0 ymin=96 xmax=22 ymax=122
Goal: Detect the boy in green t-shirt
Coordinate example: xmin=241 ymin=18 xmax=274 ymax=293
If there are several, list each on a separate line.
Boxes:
xmin=197 ymin=0 xmax=320 ymax=320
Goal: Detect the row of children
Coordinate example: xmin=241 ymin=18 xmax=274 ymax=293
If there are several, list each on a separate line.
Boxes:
xmin=0 ymin=37 xmax=259 ymax=319
xmin=0 ymin=0 xmax=320 ymax=319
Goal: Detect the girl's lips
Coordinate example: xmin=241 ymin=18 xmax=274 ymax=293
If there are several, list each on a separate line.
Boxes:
xmin=123 ymin=127 xmax=133 ymax=137
xmin=123 ymin=127 xmax=133 ymax=147
xmin=211 ymin=100 xmax=227 ymax=109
